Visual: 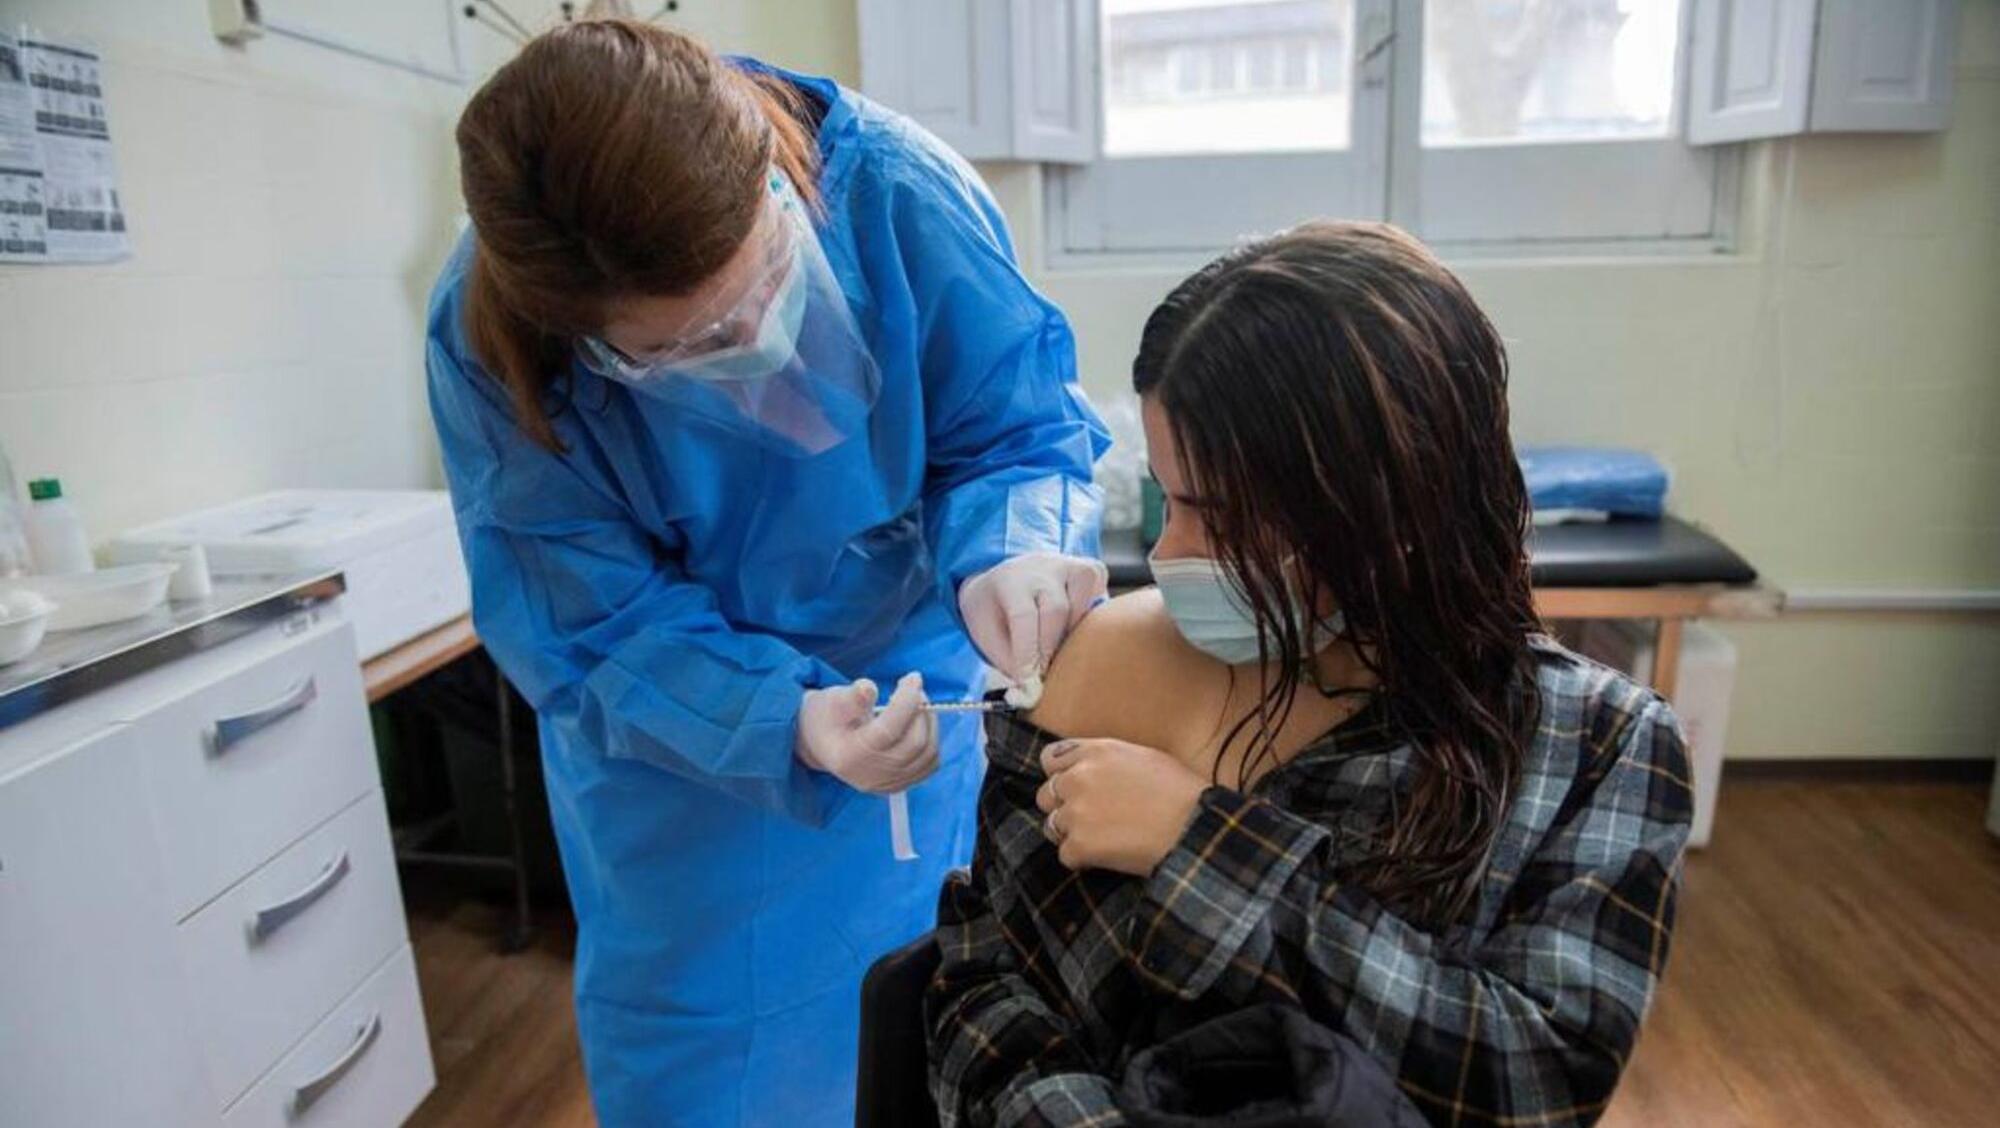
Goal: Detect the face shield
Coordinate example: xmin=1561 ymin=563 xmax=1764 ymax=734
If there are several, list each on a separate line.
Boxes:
xmin=577 ymin=170 xmax=881 ymax=458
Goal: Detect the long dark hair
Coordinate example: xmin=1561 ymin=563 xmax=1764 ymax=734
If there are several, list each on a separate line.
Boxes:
xmin=1133 ymin=221 xmax=1541 ymax=927
xmin=456 ymin=19 xmax=820 ymax=450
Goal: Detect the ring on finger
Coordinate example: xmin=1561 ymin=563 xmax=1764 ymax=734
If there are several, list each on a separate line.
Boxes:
xmin=1042 ymin=808 xmax=1065 ymax=844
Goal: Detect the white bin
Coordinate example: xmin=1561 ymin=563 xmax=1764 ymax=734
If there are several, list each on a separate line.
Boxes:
xmin=106 ymin=491 xmax=469 ymax=661
xmin=1570 ymin=620 xmax=1736 ymax=849
xmin=1987 ymin=754 xmax=1999 ymax=839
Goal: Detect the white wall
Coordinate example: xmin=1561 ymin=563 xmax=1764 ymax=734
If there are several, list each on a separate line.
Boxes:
xmin=0 ymin=0 xmax=469 ymax=540
xmin=0 ymin=1 xmax=860 ymax=545
xmin=975 ymin=9 xmax=2000 ymax=761
xmin=746 ymin=1 xmax=2000 ymax=761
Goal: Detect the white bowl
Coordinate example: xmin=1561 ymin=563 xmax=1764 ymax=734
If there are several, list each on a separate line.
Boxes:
xmin=0 ymin=562 xmax=178 ymax=632
xmin=0 ymin=604 xmax=51 ymax=665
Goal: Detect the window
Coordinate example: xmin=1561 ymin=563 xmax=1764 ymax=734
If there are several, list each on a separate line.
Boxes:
xmin=1421 ymin=0 xmax=1679 ymax=146
xmin=1102 ymin=0 xmax=1354 ymax=155
xmin=1055 ymin=0 xmax=1735 ymax=259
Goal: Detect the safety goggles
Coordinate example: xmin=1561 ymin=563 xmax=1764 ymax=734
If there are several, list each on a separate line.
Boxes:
xmin=577 ymin=169 xmax=807 ymax=382
xmin=577 ymin=167 xmax=883 ymax=458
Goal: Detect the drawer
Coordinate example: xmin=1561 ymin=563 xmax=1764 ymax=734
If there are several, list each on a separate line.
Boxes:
xmin=222 ymin=945 xmax=434 ymax=1128
xmin=179 ymin=790 xmax=409 ymax=1108
xmin=136 ymin=619 xmax=377 ymax=919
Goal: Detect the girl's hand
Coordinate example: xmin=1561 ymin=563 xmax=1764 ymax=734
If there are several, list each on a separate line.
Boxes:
xmin=1034 ymin=738 xmax=1208 ymax=876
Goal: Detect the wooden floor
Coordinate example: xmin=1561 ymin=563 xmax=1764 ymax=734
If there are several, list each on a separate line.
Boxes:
xmin=1597 ymin=776 xmax=2000 ymax=1128
xmin=403 ymin=884 xmax=591 ymax=1128
xmin=404 ymin=777 xmax=2000 ymax=1127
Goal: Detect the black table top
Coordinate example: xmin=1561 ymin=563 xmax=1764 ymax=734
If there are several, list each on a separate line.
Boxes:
xmin=1102 ymin=516 xmax=1757 ymax=591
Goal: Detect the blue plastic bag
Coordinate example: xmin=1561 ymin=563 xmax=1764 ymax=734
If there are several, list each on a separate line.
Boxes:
xmin=1518 ymin=446 xmax=1669 ymax=518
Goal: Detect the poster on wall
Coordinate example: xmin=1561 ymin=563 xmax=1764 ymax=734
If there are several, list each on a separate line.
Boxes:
xmin=0 ymin=31 xmax=48 ymax=262
xmin=0 ymin=29 xmax=128 ymax=265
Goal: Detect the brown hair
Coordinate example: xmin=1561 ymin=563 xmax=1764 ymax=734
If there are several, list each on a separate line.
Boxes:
xmin=455 ymin=19 xmax=820 ymax=449
xmin=1134 ymin=221 xmax=1540 ymax=928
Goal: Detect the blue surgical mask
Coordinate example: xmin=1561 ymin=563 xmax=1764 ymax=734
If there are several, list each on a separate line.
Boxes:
xmin=1149 ymin=552 xmax=1344 ymax=666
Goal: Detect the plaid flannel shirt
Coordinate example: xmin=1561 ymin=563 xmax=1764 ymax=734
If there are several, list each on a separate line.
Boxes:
xmin=926 ymin=640 xmax=1691 ymax=1128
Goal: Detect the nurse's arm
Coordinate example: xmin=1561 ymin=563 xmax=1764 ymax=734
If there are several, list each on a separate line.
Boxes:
xmin=427 ymin=338 xmax=848 ymax=825
xmin=887 ymin=158 xmax=1108 ymax=623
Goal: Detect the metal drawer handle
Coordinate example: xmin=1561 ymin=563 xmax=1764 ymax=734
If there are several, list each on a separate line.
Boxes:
xmin=289 ymin=1012 xmax=381 ymax=1119
xmin=249 ymin=851 xmax=351 ymax=944
xmin=207 ymin=675 xmax=318 ymax=756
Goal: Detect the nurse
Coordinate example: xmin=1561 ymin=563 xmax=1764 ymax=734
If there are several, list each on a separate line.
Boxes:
xmin=424 ymin=19 xmax=1107 ymax=1128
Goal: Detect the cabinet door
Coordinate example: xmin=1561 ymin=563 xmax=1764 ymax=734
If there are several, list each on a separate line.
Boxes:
xmin=1008 ymin=0 xmax=1098 ymax=163
xmin=858 ymin=0 xmax=1011 ymax=158
xmin=0 ymin=725 xmax=214 ymax=1126
xmin=1687 ymin=0 xmax=1819 ymax=144
xmin=859 ymin=0 xmax=1100 ymax=163
xmin=1809 ymin=0 xmax=1959 ymax=132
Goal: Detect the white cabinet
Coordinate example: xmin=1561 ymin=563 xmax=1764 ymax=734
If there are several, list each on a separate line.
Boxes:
xmin=858 ymin=0 xmax=1098 ymax=162
xmin=0 ymin=725 xmax=215 ymax=1128
xmin=0 ymin=612 xmax=431 ymax=1126
xmin=1689 ymin=0 xmax=1962 ymax=144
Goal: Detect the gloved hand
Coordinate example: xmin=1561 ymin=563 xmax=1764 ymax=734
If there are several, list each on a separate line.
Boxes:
xmin=958 ymin=552 xmax=1109 ymax=685
xmin=794 ymin=673 xmax=939 ymax=794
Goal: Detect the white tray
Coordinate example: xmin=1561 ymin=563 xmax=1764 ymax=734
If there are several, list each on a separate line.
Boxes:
xmin=0 ymin=563 xmax=179 ymax=632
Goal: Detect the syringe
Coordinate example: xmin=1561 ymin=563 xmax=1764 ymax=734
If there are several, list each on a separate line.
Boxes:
xmin=891 ymin=698 xmax=1019 ymax=715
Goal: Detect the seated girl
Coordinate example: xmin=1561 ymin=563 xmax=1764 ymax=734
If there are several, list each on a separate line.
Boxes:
xmin=926 ymin=222 xmax=1692 ymax=1127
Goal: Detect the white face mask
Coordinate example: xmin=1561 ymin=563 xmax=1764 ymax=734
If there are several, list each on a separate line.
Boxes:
xmin=1149 ymin=552 xmax=1344 ymax=666
xmin=670 ymin=254 xmax=809 ymax=384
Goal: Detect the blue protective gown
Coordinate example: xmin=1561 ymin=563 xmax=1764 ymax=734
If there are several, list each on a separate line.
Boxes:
xmin=424 ymin=62 xmax=1106 ymax=1127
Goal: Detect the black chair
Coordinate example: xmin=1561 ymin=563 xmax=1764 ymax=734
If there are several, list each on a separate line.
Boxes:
xmin=856 ymin=933 xmax=943 ymax=1128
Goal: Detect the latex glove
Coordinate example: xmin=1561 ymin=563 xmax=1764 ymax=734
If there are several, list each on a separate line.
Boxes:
xmin=958 ymin=553 xmax=1109 ymax=687
xmin=1035 ymin=738 xmax=1207 ymax=876
xmin=795 ymin=673 xmax=939 ymax=794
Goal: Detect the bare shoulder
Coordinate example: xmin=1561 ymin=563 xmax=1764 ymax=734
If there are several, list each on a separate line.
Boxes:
xmin=1025 ymin=589 xmax=1227 ymax=754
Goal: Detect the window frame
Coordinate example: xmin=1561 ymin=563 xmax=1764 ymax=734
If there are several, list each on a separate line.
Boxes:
xmin=1048 ymin=0 xmax=1743 ymax=268
xmin=1056 ymin=0 xmax=1393 ymax=256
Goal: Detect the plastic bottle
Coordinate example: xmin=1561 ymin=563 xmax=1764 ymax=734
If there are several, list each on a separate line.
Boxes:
xmin=24 ymin=478 xmax=94 ymax=575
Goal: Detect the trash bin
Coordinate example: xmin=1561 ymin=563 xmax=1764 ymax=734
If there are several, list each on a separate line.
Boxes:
xmin=1567 ymin=620 xmax=1736 ymax=849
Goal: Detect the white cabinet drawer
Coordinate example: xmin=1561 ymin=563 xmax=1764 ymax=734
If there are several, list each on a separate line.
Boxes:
xmin=179 ymin=790 xmax=408 ymax=1108
xmin=136 ymin=620 xmax=376 ymax=919
xmin=222 ymin=946 xmax=434 ymax=1128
